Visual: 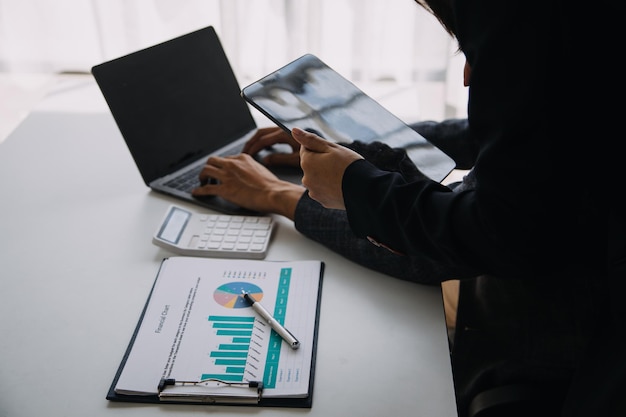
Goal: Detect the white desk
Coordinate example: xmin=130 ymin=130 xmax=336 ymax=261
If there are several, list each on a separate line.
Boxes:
xmin=0 ymin=79 xmax=457 ymax=417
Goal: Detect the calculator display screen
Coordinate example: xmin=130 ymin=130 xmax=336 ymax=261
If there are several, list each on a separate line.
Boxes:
xmin=157 ymin=207 xmax=191 ymax=244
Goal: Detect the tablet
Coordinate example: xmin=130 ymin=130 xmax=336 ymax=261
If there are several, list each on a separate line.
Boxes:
xmin=240 ymin=54 xmax=456 ymax=182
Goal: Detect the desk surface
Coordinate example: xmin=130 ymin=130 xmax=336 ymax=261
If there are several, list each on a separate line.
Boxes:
xmin=0 ymin=80 xmax=457 ymax=417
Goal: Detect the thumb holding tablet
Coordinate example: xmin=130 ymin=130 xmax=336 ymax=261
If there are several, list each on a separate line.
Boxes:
xmin=291 ymin=127 xmax=363 ymax=210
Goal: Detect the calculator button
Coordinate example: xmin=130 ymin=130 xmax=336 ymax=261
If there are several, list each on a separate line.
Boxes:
xmin=250 ymin=223 xmax=270 ymax=230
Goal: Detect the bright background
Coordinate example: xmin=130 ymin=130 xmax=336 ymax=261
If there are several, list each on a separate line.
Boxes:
xmin=0 ymin=0 xmax=468 ymax=142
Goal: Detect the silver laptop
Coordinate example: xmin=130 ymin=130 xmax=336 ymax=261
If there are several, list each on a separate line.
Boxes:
xmin=92 ymin=26 xmax=302 ymax=215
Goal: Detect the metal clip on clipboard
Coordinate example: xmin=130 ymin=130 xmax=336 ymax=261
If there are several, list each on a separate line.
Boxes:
xmin=157 ymin=378 xmax=264 ymax=404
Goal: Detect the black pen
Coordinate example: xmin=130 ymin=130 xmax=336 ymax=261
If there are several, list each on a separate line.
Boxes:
xmin=241 ymin=290 xmax=300 ymax=350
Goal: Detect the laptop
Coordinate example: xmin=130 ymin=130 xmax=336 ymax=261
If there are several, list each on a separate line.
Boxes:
xmin=91 ymin=26 xmax=302 ymax=215
xmin=241 ymin=53 xmax=456 ymax=183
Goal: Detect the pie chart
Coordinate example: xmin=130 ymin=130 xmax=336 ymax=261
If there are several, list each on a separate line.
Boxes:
xmin=213 ymin=282 xmax=264 ymax=308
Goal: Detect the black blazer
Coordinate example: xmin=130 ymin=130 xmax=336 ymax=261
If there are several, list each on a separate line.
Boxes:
xmin=333 ymin=0 xmax=625 ymax=415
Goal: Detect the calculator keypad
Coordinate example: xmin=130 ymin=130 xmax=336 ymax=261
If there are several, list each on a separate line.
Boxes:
xmin=192 ymin=214 xmax=273 ymax=257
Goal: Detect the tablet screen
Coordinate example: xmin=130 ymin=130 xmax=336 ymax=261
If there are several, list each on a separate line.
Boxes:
xmin=241 ymin=54 xmax=456 ymax=182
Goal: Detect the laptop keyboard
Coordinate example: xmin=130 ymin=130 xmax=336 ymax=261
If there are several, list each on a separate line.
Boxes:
xmin=164 ymin=143 xmax=245 ymax=192
xmin=164 ymin=165 xmax=203 ymax=192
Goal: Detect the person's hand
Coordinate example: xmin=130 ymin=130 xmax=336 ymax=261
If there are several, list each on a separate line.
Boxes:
xmin=291 ymin=127 xmax=363 ymax=210
xmin=191 ymin=153 xmax=305 ymax=219
xmin=242 ymin=126 xmax=301 ymax=167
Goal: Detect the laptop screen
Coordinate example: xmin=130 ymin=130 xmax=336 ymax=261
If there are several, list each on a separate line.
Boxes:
xmin=92 ymin=26 xmax=257 ymax=184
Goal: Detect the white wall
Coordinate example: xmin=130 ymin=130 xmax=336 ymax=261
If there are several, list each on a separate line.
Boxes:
xmin=0 ymin=0 xmax=468 ymax=119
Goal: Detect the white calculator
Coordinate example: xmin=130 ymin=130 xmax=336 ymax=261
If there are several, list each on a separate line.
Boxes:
xmin=152 ymin=205 xmax=274 ymax=259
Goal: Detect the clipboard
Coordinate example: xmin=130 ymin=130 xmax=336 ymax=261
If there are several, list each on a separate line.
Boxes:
xmin=106 ymin=257 xmax=324 ymax=407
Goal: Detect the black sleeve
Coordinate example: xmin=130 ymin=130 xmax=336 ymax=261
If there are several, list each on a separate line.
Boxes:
xmin=293 ymin=191 xmax=478 ymax=285
xmin=408 ymin=119 xmax=477 ymax=170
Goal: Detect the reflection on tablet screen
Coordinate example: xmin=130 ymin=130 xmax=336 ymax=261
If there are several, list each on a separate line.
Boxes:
xmin=241 ymin=54 xmax=456 ymax=182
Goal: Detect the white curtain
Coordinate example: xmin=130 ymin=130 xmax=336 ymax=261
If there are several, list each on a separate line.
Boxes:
xmin=0 ymin=0 xmax=467 ymax=119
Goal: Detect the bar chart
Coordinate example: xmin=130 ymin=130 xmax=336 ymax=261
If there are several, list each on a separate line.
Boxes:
xmin=203 ymin=315 xmax=255 ymax=382
xmin=202 ymin=268 xmax=293 ymax=387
